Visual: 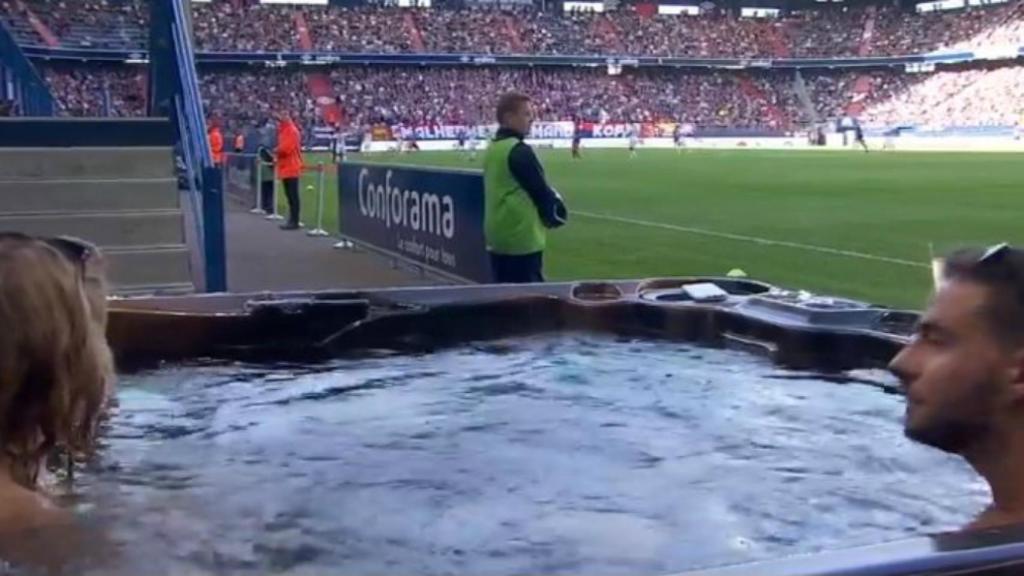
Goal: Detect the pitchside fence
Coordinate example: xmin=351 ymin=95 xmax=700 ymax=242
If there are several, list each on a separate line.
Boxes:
xmin=337 ymin=162 xmax=491 ymax=283
xmin=223 ymin=152 xmax=331 ymax=237
xmin=224 ymin=154 xmax=492 ymax=283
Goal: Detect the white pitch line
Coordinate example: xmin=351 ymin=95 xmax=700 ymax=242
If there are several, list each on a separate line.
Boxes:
xmin=574 ymin=211 xmax=929 ymax=268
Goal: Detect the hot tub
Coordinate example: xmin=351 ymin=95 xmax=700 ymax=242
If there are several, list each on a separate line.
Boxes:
xmin=85 ymin=278 xmax=1024 ymax=576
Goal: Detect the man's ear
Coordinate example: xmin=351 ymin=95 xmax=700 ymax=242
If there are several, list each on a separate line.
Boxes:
xmin=1008 ymin=349 xmax=1024 ymax=402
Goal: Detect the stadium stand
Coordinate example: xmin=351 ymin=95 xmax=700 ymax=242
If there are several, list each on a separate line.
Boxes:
xmin=303 ymin=5 xmax=413 ymax=53
xmin=191 ymin=1 xmax=294 ymax=52
xmin=46 ymin=66 xmax=795 ymax=131
xmin=858 ymin=64 xmax=1024 ymax=128
xmin=2 ymin=1 xmax=1022 ymax=57
xmin=5 ymin=0 xmax=1024 ymax=133
xmin=871 ymin=2 xmax=1024 ymax=55
xmin=37 ymin=62 xmax=1024 ymax=135
xmin=18 ymin=0 xmax=147 ymax=49
xmin=41 ymin=63 xmax=146 ymax=117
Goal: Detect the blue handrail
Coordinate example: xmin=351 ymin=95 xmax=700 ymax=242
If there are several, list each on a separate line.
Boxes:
xmin=0 ymin=20 xmax=54 ymax=115
xmin=154 ymin=0 xmax=225 ymax=292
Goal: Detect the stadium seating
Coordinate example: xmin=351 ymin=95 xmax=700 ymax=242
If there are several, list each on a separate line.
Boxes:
xmin=41 ymin=64 xmax=146 ymax=117
xmin=15 ymin=0 xmax=147 ymax=49
xmin=36 ymin=60 xmax=1023 ymax=134
xmin=858 ymin=65 xmax=1024 ymax=128
xmin=5 ymin=0 xmax=1023 ymax=132
xmin=41 ymin=65 xmax=798 ymax=133
xmin=3 ymin=1 xmax=1022 ymax=57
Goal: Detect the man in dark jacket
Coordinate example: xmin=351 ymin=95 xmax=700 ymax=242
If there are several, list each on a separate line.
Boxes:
xmin=482 ymin=92 xmax=568 ymax=283
xmin=256 ymin=118 xmax=276 ymax=214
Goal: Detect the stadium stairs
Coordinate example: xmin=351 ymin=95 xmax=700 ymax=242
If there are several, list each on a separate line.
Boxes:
xmin=0 ymin=117 xmax=195 ymax=295
xmin=736 ymin=74 xmax=789 ymax=129
xmin=294 ymin=11 xmax=341 ymax=125
xmin=768 ymin=21 xmax=791 ymax=58
xmin=12 ymin=0 xmax=58 ymax=47
xmin=404 ymin=12 xmax=425 ymax=52
xmin=502 ymin=14 xmax=525 ymax=53
xmin=592 ymin=15 xmax=624 ymax=54
xmin=846 ymin=5 xmax=878 ymax=116
xmin=793 ymin=70 xmax=820 ymax=124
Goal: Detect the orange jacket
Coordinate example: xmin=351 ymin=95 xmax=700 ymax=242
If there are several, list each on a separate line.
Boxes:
xmin=276 ymin=119 xmax=303 ymax=179
xmin=208 ymin=127 xmax=224 ymax=166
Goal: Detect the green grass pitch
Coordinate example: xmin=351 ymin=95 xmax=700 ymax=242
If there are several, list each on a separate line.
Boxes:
xmin=287 ymin=148 xmax=1023 ymax=309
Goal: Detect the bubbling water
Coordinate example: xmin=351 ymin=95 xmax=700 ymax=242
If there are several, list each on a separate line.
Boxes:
xmin=63 ymin=334 xmax=985 ymax=575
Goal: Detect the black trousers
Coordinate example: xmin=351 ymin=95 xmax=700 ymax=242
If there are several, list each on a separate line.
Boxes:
xmin=260 ymin=179 xmax=274 ymax=213
xmin=282 ymin=177 xmax=300 ymax=225
xmin=490 ymin=251 xmax=544 ymax=284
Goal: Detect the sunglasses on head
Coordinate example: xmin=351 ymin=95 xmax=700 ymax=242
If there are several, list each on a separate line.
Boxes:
xmin=980 ymin=243 xmax=1011 ymax=264
xmin=0 ymin=232 xmax=97 ymax=272
xmin=46 ymin=236 xmax=96 ymax=268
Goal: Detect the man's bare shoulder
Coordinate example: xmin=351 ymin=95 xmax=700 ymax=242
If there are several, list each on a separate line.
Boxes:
xmin=0 ymin=484 xmax=83 ymax=569
xmin=965 ymin=505 xmax=1024 ymax=532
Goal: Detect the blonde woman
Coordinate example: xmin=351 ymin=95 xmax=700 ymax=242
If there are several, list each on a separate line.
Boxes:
xmin=0 ymin=233 xmax=113 ymax=556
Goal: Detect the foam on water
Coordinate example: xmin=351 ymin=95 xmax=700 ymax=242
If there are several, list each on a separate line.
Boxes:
xmin=67 ymin=334 xmax=987 ymax=575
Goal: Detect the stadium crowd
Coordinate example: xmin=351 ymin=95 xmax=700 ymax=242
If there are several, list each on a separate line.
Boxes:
xmin=15 ymin=0 xmax=146 ymax=49
xmin=304 ymin=5 xmax=414 ymax=53
xmin=200 ymin=69 xmax=319 ymax=142
xmin=37 ymin=60 xmax=1024 ymax=133
xmin=859 ymin=64 xmax=1024 ymax=128
xmin=197 ymin=67 xmax=794 ymax=130
xmin=191 ymin=1 xmax=295 ymax=52
xmin=40 ymin=64 xmax=146 ymax=117
xmin=3 ymin=0 xmax=1023 ymax=57
xmin=13 ymin=0 xmax=1024 ymax=132
xmin=34 ymin=62 xmax=794 ymax=129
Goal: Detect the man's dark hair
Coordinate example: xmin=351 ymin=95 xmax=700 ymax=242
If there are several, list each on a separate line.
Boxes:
xmin=943 ymin=245 xmax=1024 ymax=342
xmin=496 ymin=92 xmax=531 ymax=124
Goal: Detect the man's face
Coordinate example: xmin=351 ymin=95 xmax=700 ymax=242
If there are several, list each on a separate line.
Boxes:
xmin=889 ymin=279 xmax=1021 ymax=454
xmin=506 ymin=101 xmax=534 ymax=136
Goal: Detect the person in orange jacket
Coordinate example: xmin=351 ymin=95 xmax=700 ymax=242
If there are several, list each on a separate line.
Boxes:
xmin=276 ymin=111 xmax=304 ymax=230
xmin=207 ymin=119 xmax=224 ymax=167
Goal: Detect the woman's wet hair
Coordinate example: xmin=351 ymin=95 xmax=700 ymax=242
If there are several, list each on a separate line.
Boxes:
xmin=0 ymin=235 xmax=113 ymax=488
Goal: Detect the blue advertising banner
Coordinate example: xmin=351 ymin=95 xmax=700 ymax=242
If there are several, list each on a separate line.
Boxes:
xmin=22 ymin=45 xmax=986 ymax=70
xmin=338 ymin=162 xmax=491 ymax=283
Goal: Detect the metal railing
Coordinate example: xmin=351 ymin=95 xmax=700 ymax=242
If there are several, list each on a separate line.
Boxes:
xmin=155 ymin=0 xmax=225 ymax=292
xmin=0 ymin=20 xmax=54 ymax=115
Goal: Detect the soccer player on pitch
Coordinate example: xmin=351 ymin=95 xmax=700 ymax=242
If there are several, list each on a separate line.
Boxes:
xmin=331 ymin=125 xmax=345 ymax=163
xmin=628 ymin=125 xmax=639 ymax=159
xmin=854 ymin=123 xmax=869 ymax=153
xmin=360 ymin=126 xmax=372 ymax=154
xmin=468 ymin=130 xmax=481 ymax=161
xmin=571 ymin=122 xmax=582 ymax=159
xmin=674 ymin=123 xmax=687 ymax=154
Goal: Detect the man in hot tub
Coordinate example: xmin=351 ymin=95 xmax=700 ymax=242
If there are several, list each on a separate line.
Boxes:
xmin=890 ymin=243 xmax=1024 ymax=530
